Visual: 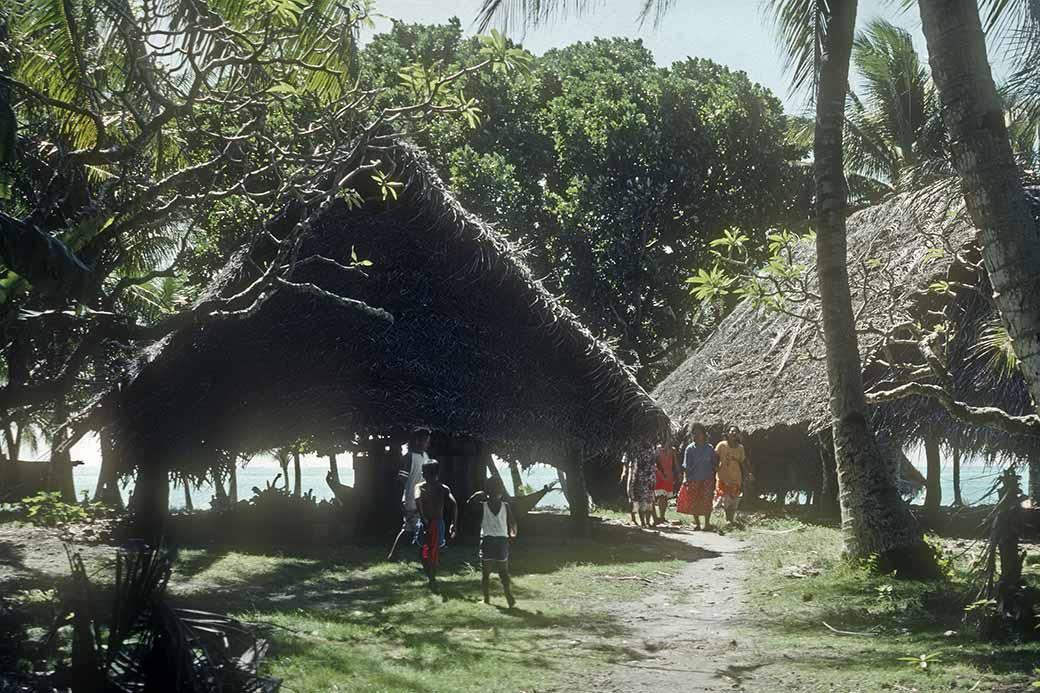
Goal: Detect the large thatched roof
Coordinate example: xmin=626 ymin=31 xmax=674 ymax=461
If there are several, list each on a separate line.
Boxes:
xmin=102 ymin=143 xmax=671 ymax=473
xmin=652 ymin=181 xmax=1040 ymax=462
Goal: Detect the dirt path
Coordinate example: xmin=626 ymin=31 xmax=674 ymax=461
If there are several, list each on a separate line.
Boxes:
xmin=587 ymin=523 xmax=759 ymax=693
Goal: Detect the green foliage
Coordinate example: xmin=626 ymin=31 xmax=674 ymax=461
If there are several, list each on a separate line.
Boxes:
xmin=359 ymin=25 xmax=809 ymax=383
xmin=970 ymin=314 xmax=1020 ymax=382
xmin=896 ymin=652 xmax=942 ymax=670
xmin=18 ymin=491 xmax=103 ymax=527
xmin=8 ymin=588 xmax=57 ymax=608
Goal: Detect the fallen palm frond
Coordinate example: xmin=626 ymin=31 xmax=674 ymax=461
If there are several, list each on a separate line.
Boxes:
xmin=54 ymin=543 xmax=280 ymax=692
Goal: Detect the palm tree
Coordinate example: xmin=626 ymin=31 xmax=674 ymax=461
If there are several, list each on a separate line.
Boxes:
xmin=787 ymin=18 xmax=949 ymax=204
xmin=846 ymin=19 xmax=948 ymax=199
xmin=916 ymin=0 xmax=1040 ymax=433
xmin=477 ymin=0 xmax=935 ymax=570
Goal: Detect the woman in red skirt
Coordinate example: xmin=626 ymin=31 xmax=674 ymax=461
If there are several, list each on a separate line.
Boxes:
xmin=677 ymin=423 xmax=718 ymax=530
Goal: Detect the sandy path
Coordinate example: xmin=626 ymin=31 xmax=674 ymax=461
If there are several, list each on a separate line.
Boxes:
xmin=587 ymin=524 xmax=758 ymax=693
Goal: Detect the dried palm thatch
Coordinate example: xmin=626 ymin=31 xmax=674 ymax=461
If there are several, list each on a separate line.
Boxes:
xmin=652 ymin=181 xmax=1040 ymax=490
xmin=101 ymin=143 xmax=671 ymax=476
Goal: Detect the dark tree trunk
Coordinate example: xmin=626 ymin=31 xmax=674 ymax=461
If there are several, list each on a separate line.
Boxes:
xmin=952 ymin=444 xmax=964 ymax=506
xmin=508 ymin=460 xmax=524 ymax=496
xmin=918 ymin=0 xmax=1040 ymax=418
xmin=93 ymin=428 xmax=123 ymax=507
xmin=183 ymin=480 xmax=194 ymax=511
xmin=292 ymin=451 xmax=302 ymax=498
xmin=328 ymin=453 xmax=340 ymax=485
xmin=129 ymin=460 xmax=169 ymax=542
xmin=814 ymin=0 xmax=934 ymax=573
xmin=212 ymin=465 xmax=227 ymax=503
xmin=277 ymin=451 xmax=290 ymax=491
xmin=48 ymin=401 xmax=75 ymax=502
xmin=565 ymin=454 xmax=589 ymax=531
xmin=816 ymin=434 xmax=840 ymax=516
xmin=924 ymin=436 xmax=942 ymax=513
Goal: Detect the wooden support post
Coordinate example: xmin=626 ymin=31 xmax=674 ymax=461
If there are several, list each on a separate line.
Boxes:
xmin=129 ymin=458 xmax=170 ymax=542
xmin=566 ymin=450 xmax=590 ymax=534
xmin=816 ymin=433 xmax=839 ymax=516
xmin=292 ymin=450 xmax=302 ymax=498
xmin=507 ymin=460 xmax=524 ymax=496
xmin=328 ymin=453 xmax=340 ymax=484
xmin=228 ymin=459 xmax=239 ymax=504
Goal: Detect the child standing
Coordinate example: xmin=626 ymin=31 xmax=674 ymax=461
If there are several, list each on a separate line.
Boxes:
xmin=468 ymin=478 xmax=518 ymax=608
xmin=415 ymin=461 xmax=458 ymax=588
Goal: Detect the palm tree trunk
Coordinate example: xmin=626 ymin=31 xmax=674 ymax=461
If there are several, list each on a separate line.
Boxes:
xmin=923 ymin=435 xmax=942 ymax=512
xmin=814 ymin=0 xmax=933 ymax=573
xmin=293 ymin=450 xmax=302 ymax=498
xmin=918 ymin=0 xmax=1040 ymax=416
xmin=952 ymin=444 xmax=963 ymax=506
xmin=508 ymin=460 xmax=524 ymax=496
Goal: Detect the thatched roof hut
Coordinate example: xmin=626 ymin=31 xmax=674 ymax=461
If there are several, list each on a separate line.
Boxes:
xmin=652 ymin=182 xmax=1040 ymax=498
xmin=101 ymin=143 xmax=671 ymax=523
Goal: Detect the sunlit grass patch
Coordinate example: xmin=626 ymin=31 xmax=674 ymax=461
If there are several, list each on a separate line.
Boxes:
xmin=735 ymin=517 xmax=1040 ymax=692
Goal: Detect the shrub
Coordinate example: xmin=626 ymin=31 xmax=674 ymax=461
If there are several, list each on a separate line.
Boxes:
xmin=18 ymin=492 xmax=105 ymax=528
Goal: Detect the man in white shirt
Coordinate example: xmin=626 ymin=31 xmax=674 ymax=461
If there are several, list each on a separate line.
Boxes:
xmin=387 ymin=429 xmax=432 ymax=560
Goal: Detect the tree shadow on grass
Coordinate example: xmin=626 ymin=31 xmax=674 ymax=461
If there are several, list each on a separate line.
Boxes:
xmin=156 ymin=517 xmax=725 ymax=691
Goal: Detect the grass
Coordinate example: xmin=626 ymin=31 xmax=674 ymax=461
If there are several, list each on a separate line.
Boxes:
xmin=161 ymin=516 xmax=702 ymax=692
xmin=5 ymin=509 xmax=1040 ymax=692
xmin=729 ymin=515 xmax=1040 ymax=692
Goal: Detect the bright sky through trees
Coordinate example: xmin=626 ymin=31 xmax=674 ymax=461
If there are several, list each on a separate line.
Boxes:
xmin=368 ymin=0 xmax=1012 ymax=114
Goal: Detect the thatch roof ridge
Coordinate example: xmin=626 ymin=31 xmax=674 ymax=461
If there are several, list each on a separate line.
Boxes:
xmin=388 ymin=143 xmax=659 ymax=421
xmin=653 ymin=180 xmax=1040 ymax=461
xmin=104 ymin=141 xmax=671 ymax=470
xmin=651 ymin=182 xmax=976 ymax=438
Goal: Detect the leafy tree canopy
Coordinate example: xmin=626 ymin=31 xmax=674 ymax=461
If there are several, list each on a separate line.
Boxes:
xmin=360 ymin=23 xmax=810 ymax=383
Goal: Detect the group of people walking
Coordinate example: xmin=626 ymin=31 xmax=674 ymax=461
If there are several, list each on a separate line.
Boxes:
xmin=386 ymin=423 xmax=751 ymax=605
xmin=387 ymin=429 xmax=518 ymax=606
xmin=625 ymin=424 xmax=752 ymax=531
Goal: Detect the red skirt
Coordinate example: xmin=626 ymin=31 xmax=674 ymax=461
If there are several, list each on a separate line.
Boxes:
xmin=716 ymin=480 xmax=741 ymax=500
xmin=677 ymin=479 xmax=715 ymax=515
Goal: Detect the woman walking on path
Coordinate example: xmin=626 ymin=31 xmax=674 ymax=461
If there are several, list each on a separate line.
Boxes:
xmin=715 ymin=426 xmax=752 ymax=525
xmin=653 ymin=435 xmax=680 ymax=525
xmin=626 ymin=444 xmax=657 ymax=528
xmin=678 ymin=423 xmax=718 ymax=530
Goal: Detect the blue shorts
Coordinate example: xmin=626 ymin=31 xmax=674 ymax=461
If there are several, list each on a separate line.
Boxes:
xmin=414 ymin=519 xmax=446 ymax=548
xmin=479 ymin=536 xmax=509 ymax=562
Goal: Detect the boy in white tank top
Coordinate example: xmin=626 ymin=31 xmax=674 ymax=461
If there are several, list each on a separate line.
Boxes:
xmin=467 ymin=477 xmax=518 ymax=607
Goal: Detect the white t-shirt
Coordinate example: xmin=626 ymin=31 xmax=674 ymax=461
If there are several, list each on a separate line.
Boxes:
xmin=403 ymin=451 xmax=428 ymax=511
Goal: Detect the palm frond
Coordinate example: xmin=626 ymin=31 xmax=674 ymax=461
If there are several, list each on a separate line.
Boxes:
xmin=968 ymin=313 xmax=1020 ymax=382
xmin=768 ymin=0 xmax=829 ymax=100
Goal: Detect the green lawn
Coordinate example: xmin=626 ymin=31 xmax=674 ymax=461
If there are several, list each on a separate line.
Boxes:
xmin=166 ymin=517 xmax=701 ymax=692
xmin=729 ymin=516 xmax=1040 ymax=692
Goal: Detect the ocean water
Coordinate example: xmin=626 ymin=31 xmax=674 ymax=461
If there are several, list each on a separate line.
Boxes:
xmin=66 ymin=450 xmax=1028 ymax=510
xmin=70 ymin=456 xmax=571 ymax=511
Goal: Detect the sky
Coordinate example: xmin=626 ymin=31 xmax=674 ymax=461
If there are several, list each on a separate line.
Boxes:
xmin=368 ymin=0 xmax=1013 ymax=114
